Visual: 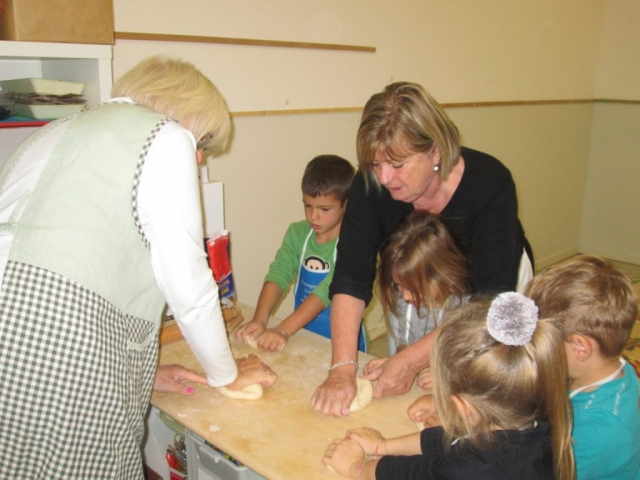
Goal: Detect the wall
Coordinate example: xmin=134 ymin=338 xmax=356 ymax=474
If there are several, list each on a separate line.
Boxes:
xmin=111 ymin=1 xmax=607 ymax=335
xmin=580 ymin=0 xmax=640 ymax=264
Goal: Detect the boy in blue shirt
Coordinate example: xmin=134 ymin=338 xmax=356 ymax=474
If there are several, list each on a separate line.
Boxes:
xmin=235 ymin=155 xmax=367 ymax=351
xmin=526 ymin=255 xmax=639 ymax=480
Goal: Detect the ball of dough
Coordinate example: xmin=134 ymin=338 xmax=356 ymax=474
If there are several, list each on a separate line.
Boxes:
xmin=217 ymin=383 xmax=263 ymax=400
xmin=244 ymin=336 xmax=259 ymax=349
xmin=416 ymin=421 xmax=426 ymax=431
xmin=349 ymin=377 xmax=373 ymax=412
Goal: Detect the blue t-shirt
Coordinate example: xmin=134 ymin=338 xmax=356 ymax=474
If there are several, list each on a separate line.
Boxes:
xmin=571 ymin=362 xmax=640 ymax=480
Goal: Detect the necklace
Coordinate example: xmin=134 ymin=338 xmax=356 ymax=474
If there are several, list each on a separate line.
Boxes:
xmin=569 ymin=358 xmax=626 ymax=399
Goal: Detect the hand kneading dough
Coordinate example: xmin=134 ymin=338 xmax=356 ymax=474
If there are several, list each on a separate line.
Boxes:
xmin=244 ymin=336 xmax=259 ymax=349
xmin=349 ymin=377 xmax=373 ymax=412
xmin=217 ymin=383 xmax=263 ymax=400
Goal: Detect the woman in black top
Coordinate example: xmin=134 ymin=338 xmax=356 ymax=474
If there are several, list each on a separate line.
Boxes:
xmin=311 ymin=82 xmax=532 ymax=416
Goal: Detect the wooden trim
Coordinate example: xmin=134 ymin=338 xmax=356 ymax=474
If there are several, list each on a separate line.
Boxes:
xmin=114 ymin=31 xmax=376 ymax=53
xmin=440 ymin=99 xmax=595 ymax=108
xmin=229 ymin=98 xmax=639 ymax=118
xmin=231 ymin=106 xmax=363 ymax=117
xmin=595 ymin=98 xmax=640 ymax=105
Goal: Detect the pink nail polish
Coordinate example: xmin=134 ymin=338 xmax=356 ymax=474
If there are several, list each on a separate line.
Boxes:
xmin=186 ymin=387 xmax=195 ymax=394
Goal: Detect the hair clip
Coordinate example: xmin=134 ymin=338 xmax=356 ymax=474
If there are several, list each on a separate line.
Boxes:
xmin=487 ymin=292 xmax=539 ymax=346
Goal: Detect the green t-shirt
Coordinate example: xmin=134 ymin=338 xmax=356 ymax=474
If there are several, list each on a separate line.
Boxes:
xmin=264 ymin=220 xmax=338 ymax=307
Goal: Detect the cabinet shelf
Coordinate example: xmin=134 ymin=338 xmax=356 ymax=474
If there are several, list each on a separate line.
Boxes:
xmin=0 ymin=41 xmax=113 ymax=165
xmin=0 ymin=117 xmax=48 ymax=128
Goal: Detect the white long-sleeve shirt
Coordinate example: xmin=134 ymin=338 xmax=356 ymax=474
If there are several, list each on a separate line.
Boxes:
xmin=0 ymin=98 xmax=237 ymax=386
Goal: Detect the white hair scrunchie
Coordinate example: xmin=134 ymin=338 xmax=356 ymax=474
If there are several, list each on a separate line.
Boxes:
xmin=487 ymin=292 xmax=539 ymax=346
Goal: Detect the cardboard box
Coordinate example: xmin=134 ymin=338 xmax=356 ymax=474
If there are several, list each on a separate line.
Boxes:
xmin=0 ymin=0 xmax=114 ymax=45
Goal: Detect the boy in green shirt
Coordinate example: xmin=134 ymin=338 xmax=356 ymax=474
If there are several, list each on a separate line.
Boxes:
xmin=235 ymin=155 xmax=367 ymax=351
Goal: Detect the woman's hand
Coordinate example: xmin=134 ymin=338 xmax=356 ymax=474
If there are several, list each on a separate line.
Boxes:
xmin=346 ymin=427 xmax=385 ymax=456
xmin=362 ymin=357 xmax=388 ymax=377
xmin=224 ymin=354 xmax=277 ymax=391
xmin=407 ymin=394 xmax=441 ymax=427
xmin=360 ymin=354 xmax=418 ymax=398
xmin=311 ymin=369 xmax=358 ymax=417
xmin=322 ymin=437 xmax=365 ymax=478
xmin=233 ymin=320 xmax=265 ymax=344
xmin=153 ymin=364 xmax=207 ymax=395
xmin=258 ymin=326 xmax=289 ymax=352
xmin=416 ymin=366 xmax=433 ymax=390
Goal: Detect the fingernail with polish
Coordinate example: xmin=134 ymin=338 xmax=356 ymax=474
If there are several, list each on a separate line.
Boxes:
xmin=186 ymin=387 xmax=195 ymax=395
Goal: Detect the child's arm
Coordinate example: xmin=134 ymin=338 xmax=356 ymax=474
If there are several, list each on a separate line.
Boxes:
xmin=348 ymin=427 xmax=422 ymax=457
xmin=258 ymin=293 xmax=326 ymax=351
xmin=234 ymin=282 xmax=282 ymax=343
xmin=323 ymin=437 xmax=374 ymax=479
xmin=324 ymin=429 xmax=422 ymax=479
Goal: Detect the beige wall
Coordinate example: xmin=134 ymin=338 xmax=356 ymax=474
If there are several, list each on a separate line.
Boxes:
xmin=112 ymin=0 xmax=604 ymax=107
xmin=111 ymin=1 xmax=626 ymax=335
xmin=579 ymin=0 xmax=640 ymax=264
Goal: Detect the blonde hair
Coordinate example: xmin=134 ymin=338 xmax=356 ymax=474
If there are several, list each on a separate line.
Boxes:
xmin=112 ymin=56 xmax=232 ymax=154
xmin=432 ymin=300 xmax=575 ymax=480
xmin=356 ymin=82 xmax=460 ymax=188
xmin=378 ymin=211 xmax=468 ymax=318
xmin=525 ymin=254 xmax=637 ymax=358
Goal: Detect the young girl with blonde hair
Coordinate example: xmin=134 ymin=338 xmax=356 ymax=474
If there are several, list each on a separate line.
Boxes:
xmin=363 ymin=211 xmax=469 ymax=390
xmin=324 ymin=292 xmax=575 ymax=480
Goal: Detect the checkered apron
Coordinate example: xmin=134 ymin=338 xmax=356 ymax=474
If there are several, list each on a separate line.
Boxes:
xmin=0 ymin=114 xmax=170 ymax=480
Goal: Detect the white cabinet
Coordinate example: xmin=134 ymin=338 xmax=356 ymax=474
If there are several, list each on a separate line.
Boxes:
xmin=0 ymin=41 xmax=113 ymax=165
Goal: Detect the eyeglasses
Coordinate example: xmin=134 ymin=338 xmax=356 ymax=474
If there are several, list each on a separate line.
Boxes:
xmin=197 ymin=133 xmax=214 ymax=151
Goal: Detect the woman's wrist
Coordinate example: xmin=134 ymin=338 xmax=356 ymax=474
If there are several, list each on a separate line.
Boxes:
xmin=329 ymin=360 xmax=359 ymax=372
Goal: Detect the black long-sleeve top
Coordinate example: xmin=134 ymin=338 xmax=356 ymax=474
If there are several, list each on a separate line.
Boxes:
xmin=329 ymin=147 xmax=531 ymax=305
xmin=376 ymin=423 xmax=554 ymax=480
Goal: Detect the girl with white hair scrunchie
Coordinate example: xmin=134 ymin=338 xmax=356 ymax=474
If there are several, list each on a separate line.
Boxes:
xmin=323 ymin=292 xmax=575 ymax=480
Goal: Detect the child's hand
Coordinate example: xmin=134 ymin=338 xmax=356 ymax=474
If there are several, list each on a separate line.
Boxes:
xmin=345 ymin=427 xmax=385 ymax=456
xmin=416 ymin=366 xmax=433 ymax=390
xmin=233 ymin=320 xmax=265 ymax=344
xmin=258 ymin=326 xmax=289 ymax=352
xmin=407 ymin=394 xmax=441 ymax=428
xmin=322 ymin=437 xmax=365 ymax=478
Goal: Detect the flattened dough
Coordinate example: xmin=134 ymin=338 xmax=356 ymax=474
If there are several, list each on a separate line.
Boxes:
xmin=217 ymin=383 xmax=263 ymax=400
xmin=349 ymin=377 xmax=373 ymax=412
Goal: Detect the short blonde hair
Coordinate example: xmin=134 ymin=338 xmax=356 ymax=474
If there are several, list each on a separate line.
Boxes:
xmin=525 ymin=255 xmax=638 ymax=358
xmin=356 ymin=82 xmax=460 ymax=187
xmin=432 ymin=300 xmax=574 ymax=480
xmin=112 ymin=56 xmax=232 ymax=154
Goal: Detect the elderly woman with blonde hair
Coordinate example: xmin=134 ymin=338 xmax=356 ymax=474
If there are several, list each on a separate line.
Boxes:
xmin=0 ymin=56 xmax=276 ymax=479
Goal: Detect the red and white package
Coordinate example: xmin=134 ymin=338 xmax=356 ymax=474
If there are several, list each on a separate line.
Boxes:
xmin=206 ymin=230 xmax=236 ymax=308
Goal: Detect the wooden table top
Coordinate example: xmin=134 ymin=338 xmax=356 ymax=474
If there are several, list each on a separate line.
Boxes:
xmin=152 ymin=303 xmax=426 ymax=479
